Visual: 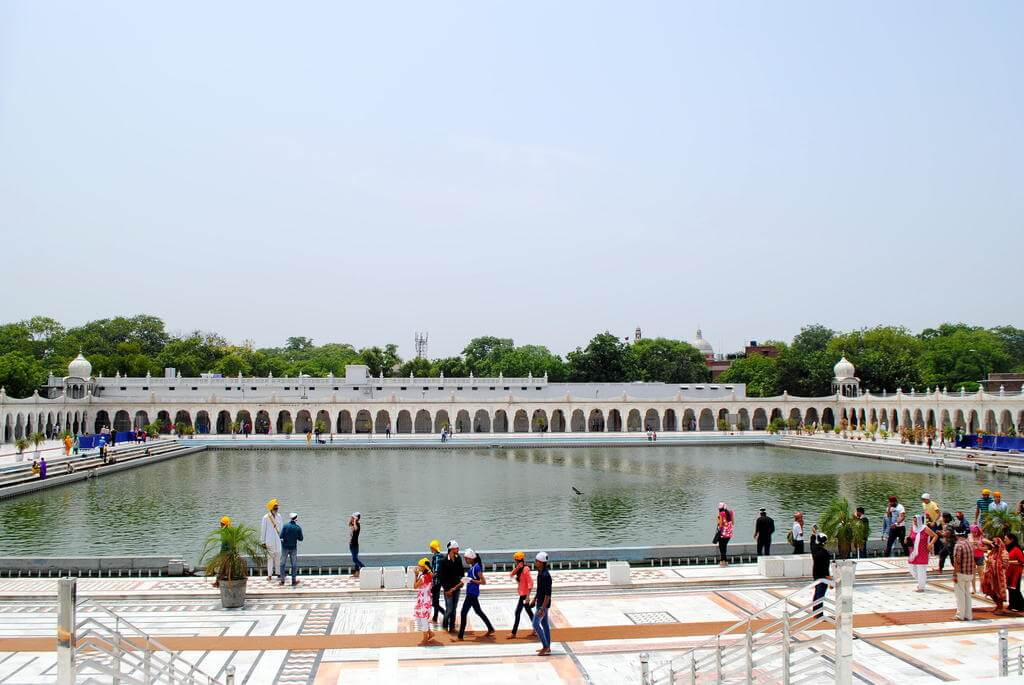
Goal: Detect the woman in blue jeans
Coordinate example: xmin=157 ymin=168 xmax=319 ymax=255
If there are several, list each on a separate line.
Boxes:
xmin=348 ymin=512 xmax=364 ymax=578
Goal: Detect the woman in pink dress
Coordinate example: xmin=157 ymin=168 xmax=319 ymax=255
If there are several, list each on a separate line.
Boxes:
xmin=716 ymin=503 xmax=735 ymax=567
xmin=906 ymin=514 xmax=938 ymax=592
xmin=413 ymin=558 xmax=434 ymax=644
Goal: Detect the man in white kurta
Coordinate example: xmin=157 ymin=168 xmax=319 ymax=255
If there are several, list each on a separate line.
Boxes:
xmin=260 ymin=499 xmax=284 ymax=582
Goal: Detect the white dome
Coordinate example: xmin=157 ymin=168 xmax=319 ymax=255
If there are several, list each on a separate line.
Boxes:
xmin=68 ymin=352 xmax=92 ymax=379
xmin=833 ymin=356 xmax=856 ymax=380
xmin=692 ymin=329 xmax=713 ymax=355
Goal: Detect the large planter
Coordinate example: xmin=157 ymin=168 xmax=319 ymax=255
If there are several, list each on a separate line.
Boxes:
xmin=219 ymin=578 xmax=247 ymax=608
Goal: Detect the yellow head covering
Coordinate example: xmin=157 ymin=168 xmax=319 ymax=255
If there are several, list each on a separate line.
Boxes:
xmin=513 ymin=551 xmax=525 ymax=561
xmin=267 ymin=498 xmax=279 ymax=511
xmin=418 ymin=557 xmax=430 ymax=569
xmin=219 ymin=516 xmax=232 ymax=527
xmin=429 ymin=539 xmax=441 ymax=552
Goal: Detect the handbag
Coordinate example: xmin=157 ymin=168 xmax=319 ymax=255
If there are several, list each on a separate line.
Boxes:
xmin=712 ymin=530 xmax=721 ymax=544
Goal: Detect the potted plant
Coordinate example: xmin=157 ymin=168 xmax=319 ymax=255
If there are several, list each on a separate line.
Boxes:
xmin=982 ymin=508 xmax=1021 ymax=540
xmin=717 ymin=418 xmax=730 ymax=432
xmin=228 ymin=421 xmax=240 ymax=439
xmin=15 ymin=437 xmax=29 ymax=462
xmin=822 ymin=423 xmax=833 ymax=434
xmin=30 ymin=432 xmax=46 ymax=459
xmin=818 ymin=497 xmax=868 ymax=559
xmin=199 ymin=522 xmax=265 ymax=609
xmin=282 ymin=419 xmax=293 ymax=437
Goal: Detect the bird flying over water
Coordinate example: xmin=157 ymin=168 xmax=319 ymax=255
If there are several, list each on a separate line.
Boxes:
xmin=572 ymin=486 xmax=583 ymax=495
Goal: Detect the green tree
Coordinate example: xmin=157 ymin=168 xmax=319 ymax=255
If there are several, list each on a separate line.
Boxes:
xmin=718 ymin=353 xmax=780 ymax=397
xmin=397 ymin=357 xmax=434 ymax=377
xmin=776 ymin=325 xmax=835 ymax=396
xmin=358 ymin=344 xmax=401 ymax=377
xmin=0 ymin=352 xmax=46 ymax=398
xmin=286 ymin=336 xmax=314 ymax=351
xmin=566 ymin=332 xmax=638 ymax=382
xmin=918 ymin=324 xmax=1010 ymax=390
xmin=992 ymin=326 xmax=1024 ymax=371
xmin=462 ymin=336 xmax=515 ymax=376
xmin=826 ymin=326 xmax=922 ymax=392
xmin=632 ymin=338 xmax=709 ymax=383
xmin=492 ymin=345 xmax=567 ymax=380
xmin=431 ymin=356 xmax=468 ymax=377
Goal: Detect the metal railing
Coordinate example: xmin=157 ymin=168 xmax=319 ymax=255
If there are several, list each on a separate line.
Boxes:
xmin=57 ymin=577 xmax=232 ymax=684
xmin=999 ymin=628 xmax=1024 ymax=676
xmin=641 ymin=560 xmax=855 ymax=684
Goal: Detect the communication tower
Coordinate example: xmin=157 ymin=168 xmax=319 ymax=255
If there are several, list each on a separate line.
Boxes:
xmin=635 ymin=326 xmax=642 ymax=342
xmin=414 ymin=332 xmax=429 ymax=359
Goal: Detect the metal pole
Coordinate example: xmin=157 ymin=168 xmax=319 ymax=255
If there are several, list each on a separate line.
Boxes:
xmin=834 ymin=560 xmax=855 ymax=685
xmin=690 ymin=653 xmax=697 ymax=683
xmin=57 ymin=577 xmax=76 ymax=685
xmin=716 ymin=635 xmax=723 ymax=681
xmin=782 ymin=607 xmax=791 ymax=684
xmin=640 ymin=652 xmax=650 ymax=685
xmin=998 ymin=628 xmax=1008 ymax=677
xmin=746 ymin=625 xmax=754 ymax=684
xmin=226 ymin=665 xmax=236 ymax=685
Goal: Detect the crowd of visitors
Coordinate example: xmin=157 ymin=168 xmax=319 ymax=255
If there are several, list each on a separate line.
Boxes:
xmin=250 ymin=503 xmax=555 ymax=651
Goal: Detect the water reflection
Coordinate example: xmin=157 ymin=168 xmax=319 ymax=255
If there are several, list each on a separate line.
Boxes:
xmin=0 ymin=446 xmax=1016 ymax=561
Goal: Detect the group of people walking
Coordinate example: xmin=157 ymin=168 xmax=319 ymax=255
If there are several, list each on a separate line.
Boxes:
xmin=418 ymin=540 xmax=553 ymax=653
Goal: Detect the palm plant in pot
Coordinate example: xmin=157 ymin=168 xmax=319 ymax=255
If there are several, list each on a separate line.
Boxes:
xmin=15 ymin=437 xmax=29 ymax=462
xmin=30 ymin=432 xmax=46 ymax=458
xmin=199 ymin=523 xmax=265 ymax=608
xmin=818 ymin=497 xmax=868 ymax=559
xmin=982 ymin=508 xmax=1021 ymax=540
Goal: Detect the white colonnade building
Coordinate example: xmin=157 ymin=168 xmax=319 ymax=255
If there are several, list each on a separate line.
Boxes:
xmin=2 ymin=355 xmax=1024 ymax=442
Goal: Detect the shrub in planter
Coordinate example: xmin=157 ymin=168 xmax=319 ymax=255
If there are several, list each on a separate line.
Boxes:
xmin=717 ymin=418 xmax=730 ymax=431
xmin=200 ymin=523 xmax=265 ymax=609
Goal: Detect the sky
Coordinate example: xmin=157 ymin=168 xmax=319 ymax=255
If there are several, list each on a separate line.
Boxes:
xmin=1 ymin=2 xmax=1021 ymax=359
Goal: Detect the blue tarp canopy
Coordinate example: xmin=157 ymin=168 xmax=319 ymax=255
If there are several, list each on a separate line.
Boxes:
xmin=956 ymin=434 xmax=1024 ymax=452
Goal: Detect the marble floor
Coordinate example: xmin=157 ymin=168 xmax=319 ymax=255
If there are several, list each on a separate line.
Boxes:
xmin=0 ymin=560 xmax=1022 ymax=684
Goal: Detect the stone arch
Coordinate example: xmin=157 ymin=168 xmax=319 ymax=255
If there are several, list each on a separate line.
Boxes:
xmin=682 ymin=408 xmax=697 ymax=431
xmin=94 ymin=410 xmax=111 ymax=434
xmin=607 ymin=409 xmax=622 ymax=432
xmin=45 ymin=413 xmax=54 ymax=436
xmin=493 ymin=410 xmax=509 ymax=433
xmin=474 ymin=409 xmax=491 ymax=433
xmin=454 ymin=410 xmax=470 ymax=433
xmin=414 ymin=409 xmax=431 ymax=433
xmin=889 ymin=409 xmax=898 ymax=430
xmin=698 ymin=408 xmax=715 ymax=431
xmin=939 ymin=409 xmax=951 ymax=429
xmin=571 ymin=409 xmax=585 ymax=432
xmin=433 ymin=410 xmax=450 ymax=433
xmin=3 ymin=414 xmax=11 ymax=443
xmin=588 ymin=409 xmax=605 ymax=432
xmin=296 ymin=410 xmax=313 ymax=433
xmin=643 ymin=409 xmax=660 ymax=431
xmin=663 ymin=408 xmax=677 ymax=431
xmin=715 ymin=408 xmax=728 ymax=429
xmin=550 ymin=409 xmax=565 ymax=432
xmin=174 ymin=410 xmax=192 ymax=430
xmin=913 ymin=409 xmax=924 ymax=428
xmin=867 ymin=408 xmax=877 ymax=426
xmin=192 ymin=411 xmax=208 ymax=433
xmin=355 ymin=410 xmax=373 ymax=433
xmin=337 ymin=410 xmax=353 ymax=433
xmin=255 ymin=410 xmax=271 ymax=434
xmin=752 ymin=408 xmax=768 ymax=430
xmin=277 ymin=410 xmax=293 ymax=434
xmin=217 ymin=410 xmax=232 ymax=434
xmin=396 ymin=410 xmax=412 ymax=433
xmin=926 ymin=409 xmax=936 ymax=428
xmin=769 ymin=408 xmax=783 ymax=424
xmin=112 ymin=410 xmax=131 ymax=432
xmin=531 ymin=409 xmax=548 ymax=432
xmin=375 ymin=410 xmax=391 ymax=433
xmin=315 ymin=410 xmax=332 ymax=433
xmin=236 ymin=410 xmax=252 ymax=433
xmin=626 ymin=409 xmax=642 ymax=432
xmin=984 ymin=410 xmax=997 ymax=433
xmin=805 ymin=407 xmax=819 ymax=427
xmin=999 ymin=410 xmax=1013 ymax=434
xmin=737 ymin=408 xmax=750 ymax=430
xmin=968 ymin=410 xmax=980 ymax=433
xmin=788 ymin=408 xmax=801 ymax=426
xmin=901 ymin=409 xmax=912 ymax=430
xmin=14 ymin=414 xmax=25 ymax=440
xmin=513 ymin=410 xmax=529 ymax=432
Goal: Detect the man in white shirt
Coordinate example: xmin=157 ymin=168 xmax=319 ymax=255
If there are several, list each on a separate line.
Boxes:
xmin=260 ymin=498 xmax=284 ymax=582
xmin=885 ymin=496 xmax=908 ymax=556
xmin=991 ymin=491 xmax=1010 ymax=513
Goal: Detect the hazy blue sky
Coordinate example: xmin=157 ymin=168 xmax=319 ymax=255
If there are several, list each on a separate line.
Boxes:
xmin=1 ymin=2 xmax=1021 ymax=358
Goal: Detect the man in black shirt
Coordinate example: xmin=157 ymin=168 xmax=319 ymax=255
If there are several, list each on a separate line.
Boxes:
xmin=754 ymin=508 xmax=775 ymax=556
xmin=854 ymin=507 xmax=870 ymax=558
xmin=810 ymin=533 xmax=832 ymax=618
xmin=530 ymin=552 xmax=553 ymax=656
xmin=439 ymin=540 xmax=465 ymax=632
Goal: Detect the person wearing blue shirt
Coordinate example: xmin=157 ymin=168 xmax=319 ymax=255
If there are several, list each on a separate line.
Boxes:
xmin=456 ymin=549 xmax=495 ymax=640
xmin=279 ymin=513 xmax=304 ymax=587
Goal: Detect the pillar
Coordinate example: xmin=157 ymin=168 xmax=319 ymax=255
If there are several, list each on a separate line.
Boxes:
xmin=834 ymin=560 xmax=855 ymax=685
xmin=57 ymin=577 xmax=76 ymax=685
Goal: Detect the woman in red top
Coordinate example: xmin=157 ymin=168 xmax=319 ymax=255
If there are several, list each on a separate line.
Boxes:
xmin=1004 ymin=533 xmax=1024 ymax=612
xmin=508 ymin=551 xmax=535 ymax=638
xmin=983 ymin=536 xmax=1009 ymax=615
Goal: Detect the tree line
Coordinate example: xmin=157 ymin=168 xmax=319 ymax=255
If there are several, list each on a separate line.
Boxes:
xmin=0 ymin=316 xmax=1021 ymax=399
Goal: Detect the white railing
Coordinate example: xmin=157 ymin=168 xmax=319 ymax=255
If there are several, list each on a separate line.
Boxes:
xmin=641 ymin=560 xmax=855 ymax=685
xmin=58 ymin=578 xmax=231 ymax=685
xmin=999 ymin=628 xmax=1024 ymax=677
